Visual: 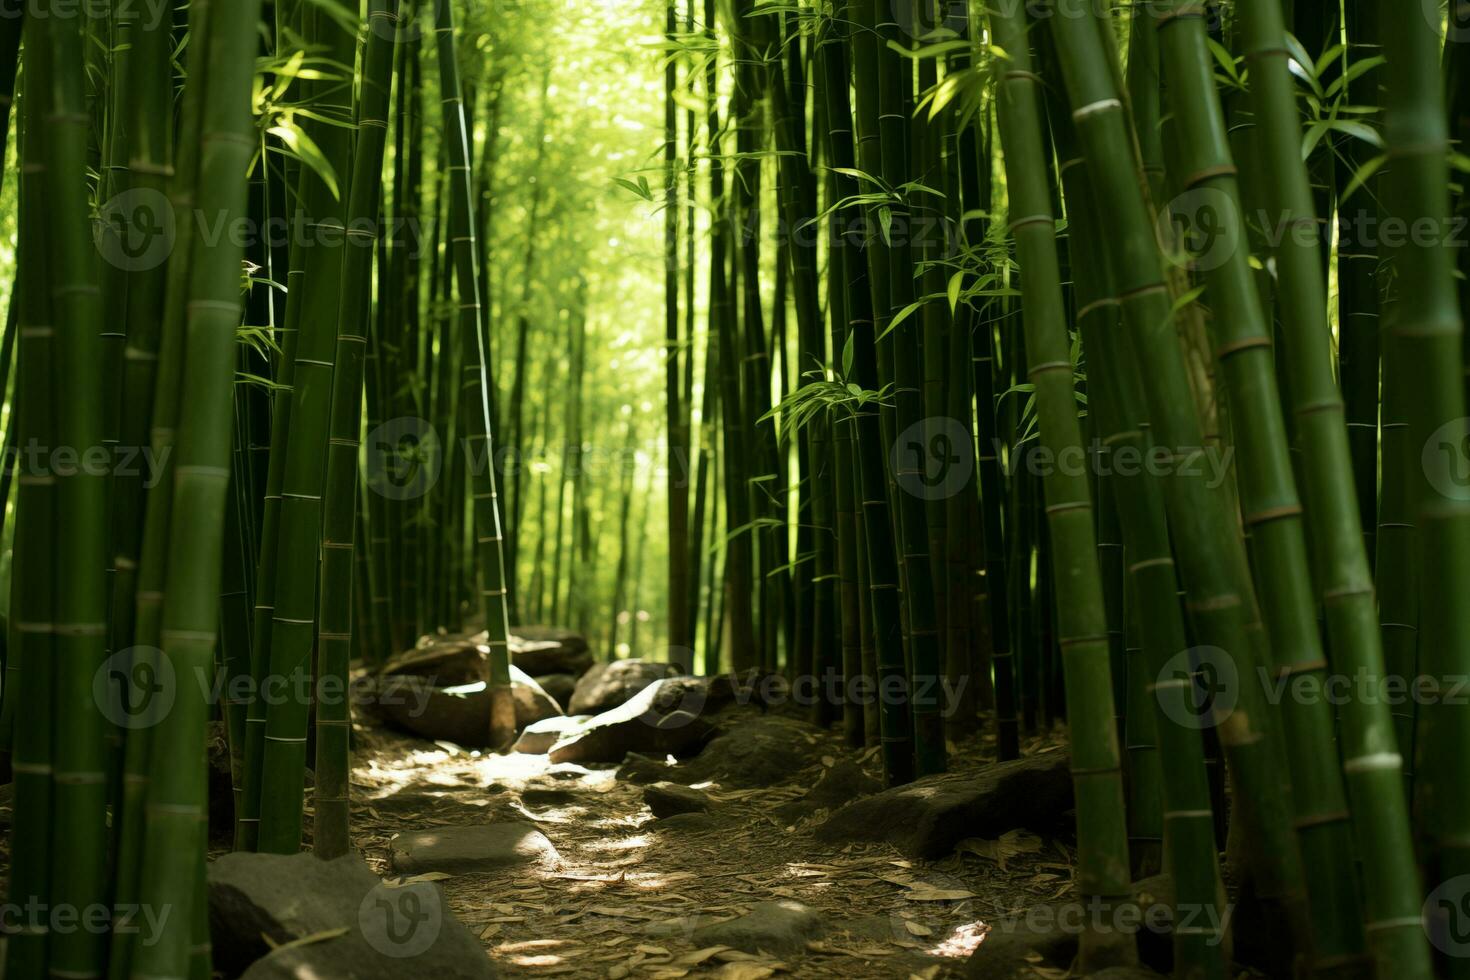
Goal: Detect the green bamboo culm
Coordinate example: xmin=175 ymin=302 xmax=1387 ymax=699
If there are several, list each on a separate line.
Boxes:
xmin=130 ymin=0 xmax=261 ymax=971
xmin=1237 ymin=1 xmax=1432 ymax=976
xmin=5 ymin=12 xmax=57 ymax=977
xmin=257 ymin=0 xmax=360 ymax=854
xmin=1378 ymin=0 xmax=1470 ymax=969
xmin=1151 ymin=3 xmax=1370 ymax=971
xmin=436 ymin=0 xmax=517 ymax=746
xmin=984 ymin=4 xmax=1133 ymax=968
xmin=42 ymin=2 xmax=113 ymax=975
xmin=315 ymin=0 xmax=401 ymax=860
xmin=109 ymin=0 xmax=208 ymax=969
xmin=1045 ymin=6 xmax=1312 ymax=972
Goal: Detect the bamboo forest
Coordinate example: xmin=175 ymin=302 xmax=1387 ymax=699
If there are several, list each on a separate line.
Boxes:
xmin=7 ymin=0 xmax=1470 ymax=976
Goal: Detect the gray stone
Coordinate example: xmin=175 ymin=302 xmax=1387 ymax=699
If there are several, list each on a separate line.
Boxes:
xmin=510 ymin=665 xmax=563 ymax=729
xmin=644 ymin=781 xmax=712 ymax=817
xmin=653 ymin=714 xmax=827 ymax=789
xmin=775 ymin=759 xmax=882 ymax=821
xmin=512 ymin=715 xmax=590 ymax=754
xmin=690 ymin=900 xmax=826 ymax=955
xmin=651 ymin=812 xmax=720 ymax=833
xmin=568 ymin=659 xmax=679 ymax=715
xmin=818 ymin=752 xmax=1073 ymax=858
xmin=546 ymin=679 xmax=716 ymax=765
xmin=535 ymin=673 xmax=577 ymax=710
xmin=509 ymin=626 xmax=592 ymax=678
xmin=389 ymin=822 xmax=560 ymax=876
xmin=208 ymin=851 xmax=493 ymax=979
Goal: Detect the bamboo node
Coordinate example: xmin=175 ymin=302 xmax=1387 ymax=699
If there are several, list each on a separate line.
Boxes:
xmin=1343 ymin=752 xmax=1402 ymax=774
xmin=1242 ymin=503 xmax=1303 ymax=527
xmin=1071 ymin=98 xmax=1121 ymax=122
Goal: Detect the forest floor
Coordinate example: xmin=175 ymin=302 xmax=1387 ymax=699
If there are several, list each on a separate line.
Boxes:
xmin=346 ymin=716 xmax=1080 ymax=979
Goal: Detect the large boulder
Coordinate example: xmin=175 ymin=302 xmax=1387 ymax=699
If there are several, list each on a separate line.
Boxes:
xmin=374 ymin=665 xmax=561 ymax=747
xmin=208 ymin=851 xmax=494 ymax=979
xmin=535 ymin=673 xmax=577 ymax=711
xmin=389 ymin=822 xmax=561 ymax=876
xmin=547 ymin=677 xmax=726 ymax=764
xmin=509 ymin=627 xmax=593 ymax=678
xmin=509 ymin=666 xmax=563 ymax=728
xmin=633 ymin=714 xmax=827 ymax=790
xmin=817 ymin=752 xmax=1073 ymax=858
xmin=568 ymin=659 xmax=679 ymax=715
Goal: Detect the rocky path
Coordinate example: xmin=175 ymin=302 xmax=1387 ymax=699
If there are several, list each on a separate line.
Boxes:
xmin=338 ymin=712 xmax=1085 ymax=979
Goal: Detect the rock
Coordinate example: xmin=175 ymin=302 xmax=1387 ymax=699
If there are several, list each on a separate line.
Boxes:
xmin=568 ymin=659 xmax=679 ymax=715
xmin=536 ymin=673 xmax=577 ymax=710
xmin=375 ymin=675 xmax=493 ymax=747
xmin=546 ymin=679 xmax=718 ymax=765
xmin=509 ymin=626 xmax=593 ymax=678
xmin=651 ymin=812 xmax=720 ymax=833
xmin=389 ymin=822 xmax=561 ymax=875
xmin=818 ymin=752 xmax=1073 ymax=858
xmin=374 ymin=664 xmax=559 ymax=748
xmin=510 ymin=665 xmax=563 ymax=729
xmin=775 ymin=759 xmax=882 ymax=822
xmin=618 ymin=752 xmax=675 ymax=785
xmin=208 ymin=851 xmax=493 ymax=979
xmin=691 ymin=900 xmax=826 ymax=955
xmin=512 ymin=715 xmax=591 ymax=754
xmin=644 ymin=782 xmax=712 ymax=818
xmin=651 ymin=715 xmax=828 ymax=789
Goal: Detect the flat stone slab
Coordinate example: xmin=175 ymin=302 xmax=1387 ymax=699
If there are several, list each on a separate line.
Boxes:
xmin=817 ymin=752 xmax=1073 ymax=858
xmin=547 ymin=678 xmax=717 ymax=764
xmin=389 ymin=822 xmax=560 ymax=876
xmin=691 ymin=900 xmax=826 ymax=955
xmin=644 ymin=782 xmax=712 ymax=818
xmin=209 ymin=851 xmax=494 ymax=979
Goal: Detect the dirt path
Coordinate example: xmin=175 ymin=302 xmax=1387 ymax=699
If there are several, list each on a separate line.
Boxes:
xmin=347 ymin=719 xmax=1078 ymax=979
